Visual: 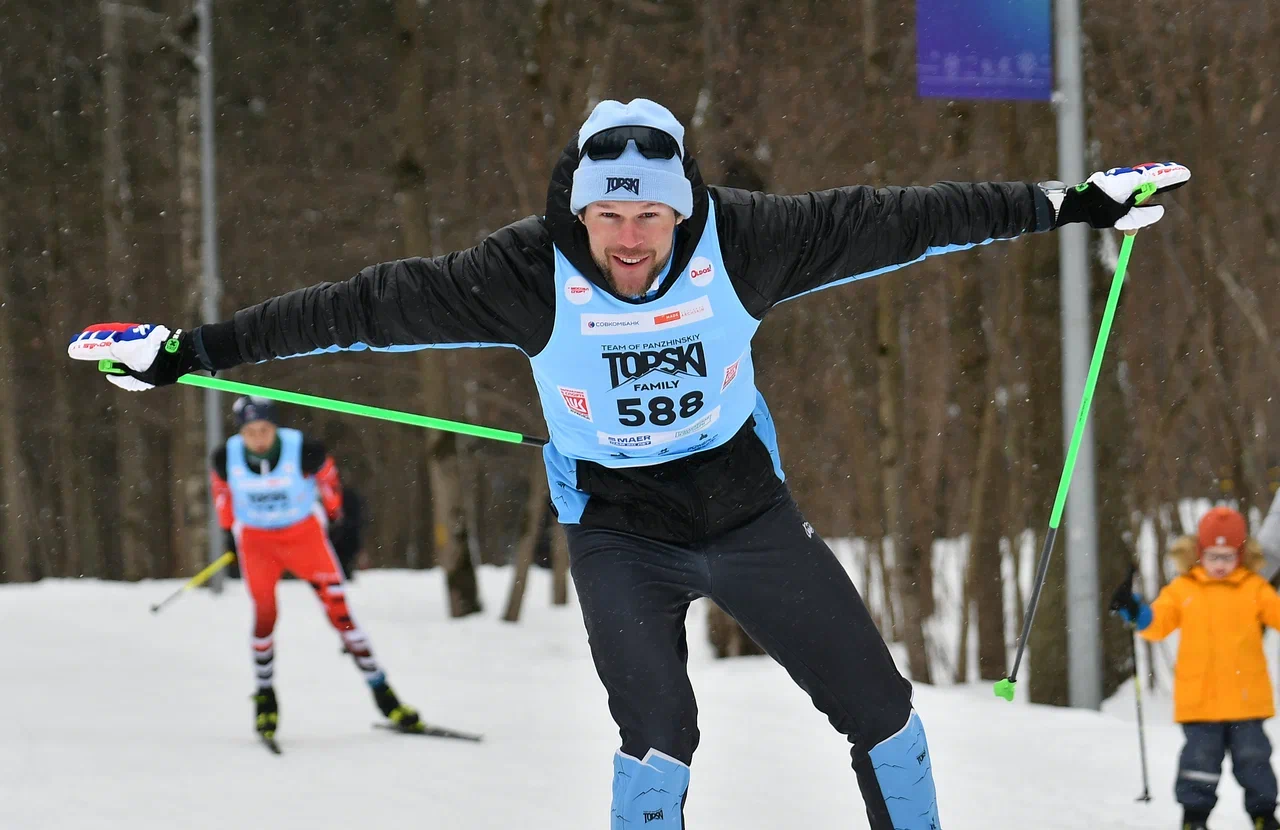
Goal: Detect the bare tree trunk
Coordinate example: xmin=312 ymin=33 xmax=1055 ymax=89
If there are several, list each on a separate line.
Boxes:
xmin=955 ymin=539 xmax=973 ymax=683
xmin=49 ymin=308 xmax=83 ymax=577
xmin=550 ymin=523 xmax=570 ymax=606
xmin=1092 ymin=259 xmax=1147 ymax=701
xmin=972 ymin=226 xmax=1017 ymax=682
xmin=877 ymin=278 xmax=929 ymax=680
xmin=393 ymin=0 xmax=481 ymax=616
xmin=170 ymin=28 xmax=207 ymax=578
xmin=1005 ymin=257 xmax=1032 ymax=644
xmin=1143 ymin=497 xmax=1169 ymax=692
xmin=102 ymin=0 xmax=150 ymax=580
xmin=0 ymin=346 xmax=35 ymax=581
xmin=875 ymin=538 xmax=900 ymax=640
xmin=860 ymin=538 xmax=878 ymax=631
xmin=970 ymin=396 xmax=1007 ymax=679
xmin=0 ymin=165 xmax=35 ymax=583
xmin=460 ymin=380 xmax=487 ymax=574
xmin=42 ymin=25 xmax=79 ymax=579
xmin=953 ymin=270 xmax=994 ymax=683
xmin=708 ymin=603 xmax=765 ymax=658
xmin=427 ymin=428 xmax=482 ymax=616
xmin=504 ymin=455 xmax=551 ymax=623
xmin=852 ymin=372 xmax=897 ymax=639
xmin=899 ymin=282 xmax=950 ymax=684
xmin=1025 ymin=242 xmax=1068 ymax=706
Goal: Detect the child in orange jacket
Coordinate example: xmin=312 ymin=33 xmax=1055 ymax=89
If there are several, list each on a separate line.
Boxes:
xmin=1113 ymin=506 xmax=1280 ymax=830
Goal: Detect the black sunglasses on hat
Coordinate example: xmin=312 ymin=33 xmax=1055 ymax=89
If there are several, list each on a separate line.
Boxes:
xmin=579 ymin=126 xmax=682 ymax=162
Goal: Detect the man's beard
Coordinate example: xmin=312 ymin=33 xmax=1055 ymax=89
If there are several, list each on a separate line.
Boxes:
xmin=594 ymin=248 xmax=673 ymax=299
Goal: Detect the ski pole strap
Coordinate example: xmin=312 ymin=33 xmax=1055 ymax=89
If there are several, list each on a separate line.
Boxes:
xmin=97 ymin=361 xmax=548 ymax=448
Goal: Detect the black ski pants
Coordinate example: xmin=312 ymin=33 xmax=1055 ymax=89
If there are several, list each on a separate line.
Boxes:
xmin=567 ymin=496 xmax=913 ymax=810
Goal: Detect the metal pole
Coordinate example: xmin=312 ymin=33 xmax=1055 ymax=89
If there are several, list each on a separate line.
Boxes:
xmin=1055 ymin=0 xmax=1101 ymax=709
xmin=197 ymin=0 xmax=224 ymax=591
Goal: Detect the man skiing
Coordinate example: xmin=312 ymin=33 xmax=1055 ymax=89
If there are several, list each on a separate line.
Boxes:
xmin=69 ymin=98 xmax=1189 ymax=827
xmin=212 ymin=395 xmax=422 ymax=748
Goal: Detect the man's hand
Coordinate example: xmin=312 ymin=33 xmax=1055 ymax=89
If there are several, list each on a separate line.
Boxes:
xmin=1048 ymin=162 xmax=1191 ymax=231
xmin=67 ymin=323 xmax=206 ymax=390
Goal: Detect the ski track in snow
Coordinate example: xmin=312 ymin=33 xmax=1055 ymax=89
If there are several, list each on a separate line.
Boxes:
xmin=0 ymin=566 xmax=1269 ymax=829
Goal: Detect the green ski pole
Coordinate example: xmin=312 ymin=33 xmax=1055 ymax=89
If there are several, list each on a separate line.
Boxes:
xmin=993 ymin=182 xmax=1156 ymax=702
xmin=98 ymin=361 xmax=547 ymax=448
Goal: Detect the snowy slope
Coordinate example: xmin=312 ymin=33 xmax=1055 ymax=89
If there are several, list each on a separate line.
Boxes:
xmin=0 ymin=566 xmax=1268 ymax=829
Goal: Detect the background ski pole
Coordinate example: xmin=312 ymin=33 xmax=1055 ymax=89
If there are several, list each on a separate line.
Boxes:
xmin=98 ymin=362 xmax=548 ymax=448
xmin=150 ymin=551 xmax=236 ymax=614
xmin=1111 ymin=563 xmax=1154 ymax=801
xmin=1130 ymin=620 xmax=1153 ymax=802
xmin=993 ymin=182 xmax=1157 ymax=703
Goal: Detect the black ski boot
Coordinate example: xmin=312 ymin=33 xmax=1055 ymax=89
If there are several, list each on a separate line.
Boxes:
xmin=372 ymin=681 xmax=422 ymax=732
xmin=1252 ymin=814 xmax=1280 ymax=830
xmin=253 ymin=687 xmax=280 ymax=751
xmin=1181 ymin=810 xmax=1209 ymax=830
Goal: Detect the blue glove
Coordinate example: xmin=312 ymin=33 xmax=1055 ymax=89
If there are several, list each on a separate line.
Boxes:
xmin=1117 ymin=597 xmax=1152 ymax=630
xmin=1109 ymin=584 xmax=1153 ymax=630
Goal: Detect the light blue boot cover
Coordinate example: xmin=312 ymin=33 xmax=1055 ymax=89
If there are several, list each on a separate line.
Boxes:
xmin=867 ymin=711 xmax=940 ymax=830
xmin=611 ymin=749 xmax=690 ymax=828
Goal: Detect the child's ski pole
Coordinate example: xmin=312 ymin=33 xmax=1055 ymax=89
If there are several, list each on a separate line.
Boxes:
xmin=1130 ymin=621 xmax=1153 ymax=803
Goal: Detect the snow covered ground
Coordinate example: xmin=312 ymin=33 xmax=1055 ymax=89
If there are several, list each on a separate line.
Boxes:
xmin=0 ymin=564 xmax=1272 ymax=829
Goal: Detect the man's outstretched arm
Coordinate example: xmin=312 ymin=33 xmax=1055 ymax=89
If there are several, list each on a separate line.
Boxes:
xmin=713 ymin=162 xmax=1189 ymax=314
xmin=68 ymin=217 xmax=556 ymax=389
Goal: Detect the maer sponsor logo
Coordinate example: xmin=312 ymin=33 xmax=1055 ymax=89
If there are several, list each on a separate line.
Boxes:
xmin=604 ymin=434 xmax=653 ymax=448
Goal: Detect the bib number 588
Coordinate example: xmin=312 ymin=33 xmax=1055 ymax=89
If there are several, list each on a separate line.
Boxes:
xmin=617 ymin=391 xmax=704 ymax=427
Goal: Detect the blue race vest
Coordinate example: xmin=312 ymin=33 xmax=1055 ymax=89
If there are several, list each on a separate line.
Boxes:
xmin=530 ymin=198 xmax=783 ymax=522
xmin=226 ymin=428 xmax=319 ymax=530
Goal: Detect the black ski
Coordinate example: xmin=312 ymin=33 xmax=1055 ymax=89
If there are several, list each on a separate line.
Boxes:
xmin=259 ymin=733 xmax=282 ymax=755
xmin=373 ymin=722 xmax=483 ymax=742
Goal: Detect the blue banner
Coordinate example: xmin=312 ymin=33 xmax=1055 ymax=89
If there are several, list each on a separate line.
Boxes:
xmin=916 ymin=0 xmax=1052 ymax=101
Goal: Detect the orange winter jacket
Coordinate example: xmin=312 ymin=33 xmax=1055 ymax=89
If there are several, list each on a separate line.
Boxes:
xmin=1142 ymin=540 xmax=1280 ymax=723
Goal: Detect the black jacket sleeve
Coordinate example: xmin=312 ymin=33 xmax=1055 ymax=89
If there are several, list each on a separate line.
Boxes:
xmin=711 ymin=182 xmax=1053 ymax=316
xmin=210 ymin=446 xmax=228 ymax=480
xmin=300 ymin=438 xmax=328 ymax=477
xmin=196 ymin=216 xmax=557 ymax=369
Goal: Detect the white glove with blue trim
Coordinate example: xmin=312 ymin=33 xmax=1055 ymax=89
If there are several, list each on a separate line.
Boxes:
xmin=67 ymin=323 xmax=205 ymax=390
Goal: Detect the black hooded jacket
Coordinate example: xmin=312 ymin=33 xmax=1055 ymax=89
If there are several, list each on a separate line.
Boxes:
xmin=195 ymin=140 xmax=1052 ymax=542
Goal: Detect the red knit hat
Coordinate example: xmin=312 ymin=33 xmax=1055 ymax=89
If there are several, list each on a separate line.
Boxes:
xmin=1197 ymin=506 xmax=1247 ymax=554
